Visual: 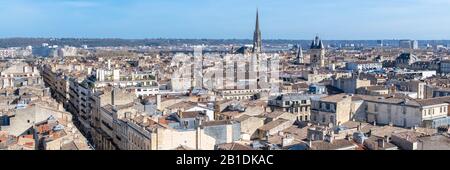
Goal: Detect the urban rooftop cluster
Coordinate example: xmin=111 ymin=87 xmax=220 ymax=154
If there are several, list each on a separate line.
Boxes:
xmin=1 ymin=11 xmax=450 ymax=150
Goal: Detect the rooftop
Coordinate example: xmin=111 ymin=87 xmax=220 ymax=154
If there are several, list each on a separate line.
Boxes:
xmin=216 ymin=142 xmax=253 ymax=150
xmin=320 ymin=94 xmax=351 ymax=103
xmin=416 ymin=96 xmax=450 ymax=107
xmin=418 ymin=134 xmax=450 ymax=150
xmin=202 ymin=120 xmax=236 ymax=127
xmin=258 ymin=118 xmax=290 ymax=131
xmin=392 ymin=131 xmax=426 ymax=142
xmin=310 ymin=139 xmax=357 ymax=150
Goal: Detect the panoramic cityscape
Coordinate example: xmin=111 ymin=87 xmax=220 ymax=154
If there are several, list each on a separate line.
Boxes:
xmin=2 ymin=0 xmax=450 ymax=151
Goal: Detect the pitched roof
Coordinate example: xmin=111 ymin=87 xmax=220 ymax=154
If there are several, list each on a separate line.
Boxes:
xmin=416 ymin=96 xmax=450 ymax=107
xmin=310 ymin=139 xmax=357 ymax=150
xmin=216 ymin=142 xmax=253 ymax=150
xmin=258 ymin=118 xmax=290 ymax=131
xmin=167 ymin=101 xmax=197 ymax=110
xmin=320 ymin=94 xmax=351 ymax=103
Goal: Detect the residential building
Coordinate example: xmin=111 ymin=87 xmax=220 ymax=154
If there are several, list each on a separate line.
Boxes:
xmin=310 ymin=94 xmax=353 ymax=126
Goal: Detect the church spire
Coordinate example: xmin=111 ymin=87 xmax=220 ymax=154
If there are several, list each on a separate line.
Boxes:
xmin=295 ymin=45 xmax=304 ymax=64
xmin=255 ymin=9 xmax=260 ymax=33
xmin=253 ymin=9 xmax=262 ymax=54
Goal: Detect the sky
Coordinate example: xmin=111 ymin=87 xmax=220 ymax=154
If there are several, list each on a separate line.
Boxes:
xmin=0 ymin=0 xmax=450 ymax=40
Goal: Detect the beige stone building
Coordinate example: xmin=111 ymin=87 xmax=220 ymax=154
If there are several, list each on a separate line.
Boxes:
xmin=1 ymin=61 xmax=42 ymax=89
xmin=365 ymin=96 xmax=450 ymax=128
xmin=310 ymin=94 xmax=353 ymax=126
xmin=235 ymin=115 xmax=265 ymax=140
xmin=332 ymin=76 xmax=371 ymax=94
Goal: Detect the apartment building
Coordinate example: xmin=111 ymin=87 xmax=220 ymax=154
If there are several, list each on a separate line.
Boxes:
xmin=1 ymin=62 xmax=42 ymax=89
xmin=310 ymin=94 xmax=353 ymax=126
xmin=268 ymin=93 xmax=324 ymax=121
xmin=365 ymin=96 xmax=450 ymax=128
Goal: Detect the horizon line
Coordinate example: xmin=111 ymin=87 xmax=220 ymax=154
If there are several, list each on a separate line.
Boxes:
xmin=1 ymin=37 xmax=450 ymax=41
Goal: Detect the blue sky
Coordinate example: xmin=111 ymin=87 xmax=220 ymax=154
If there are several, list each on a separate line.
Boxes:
xmin=0 ymin=0 xmax=449 ymax=40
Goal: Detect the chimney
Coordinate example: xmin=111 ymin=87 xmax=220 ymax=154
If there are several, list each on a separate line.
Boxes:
xmin=178 ymin=110 xmax=183 ymax=118
xmin=308 ymin=140 xmax=313 ymax=148
xmin=111 ymin=88 xmax=115 ymax=106
xmin=377 ymin=138 xmax=385 ymax=148
xmin=156 ymin=94 xmax=161 ymax=110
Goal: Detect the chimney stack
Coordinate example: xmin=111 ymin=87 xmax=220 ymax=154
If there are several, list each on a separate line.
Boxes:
xmin=377 ymin=138 xmax=385 ymax=148
xmin=156 ymin=94 xmax=161 ymax=110
xmin=308 ymin=140 xmax=313 ymax=149
xmin=178 ymin=110 xmax=183 ymax=118
xmin=111 ymin=88 xmax=115 ymax=106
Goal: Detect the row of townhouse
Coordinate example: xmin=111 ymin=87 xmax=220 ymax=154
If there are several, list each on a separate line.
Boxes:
xmin=92 ymin=94 xmax=241 ymax=150
xmin=40 ymin=63 xmax=244 ymax=150
xmin=308 ymin=94 xmax=450 ymax=129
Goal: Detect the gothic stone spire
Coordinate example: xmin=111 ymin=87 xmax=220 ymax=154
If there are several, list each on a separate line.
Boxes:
xmin=253 ymin=9 xmax=262 ymax=53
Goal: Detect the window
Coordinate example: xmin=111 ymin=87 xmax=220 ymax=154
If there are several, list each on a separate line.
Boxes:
xmin=285 ymin=101 xmax=290 ymax=106
xmin=374 ymin=104 xmax=378 ymax=112
xmin=330 ymin=116 xmax=334 ymax=123
xmin=322 ymin=116 xmax=326 ymax=123
xmin=441 ymin=107 xmax=443 ymax=113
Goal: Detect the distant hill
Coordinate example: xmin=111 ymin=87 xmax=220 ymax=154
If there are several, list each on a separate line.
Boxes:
xmin=0 ymin=38 xmax=449 ymax=48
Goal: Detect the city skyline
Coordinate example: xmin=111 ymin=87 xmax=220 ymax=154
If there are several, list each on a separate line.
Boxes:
xmin=1 ymin=0 xmax=450 ymax=40
xmin=2 ymin=0 xmax=450 ymax=154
